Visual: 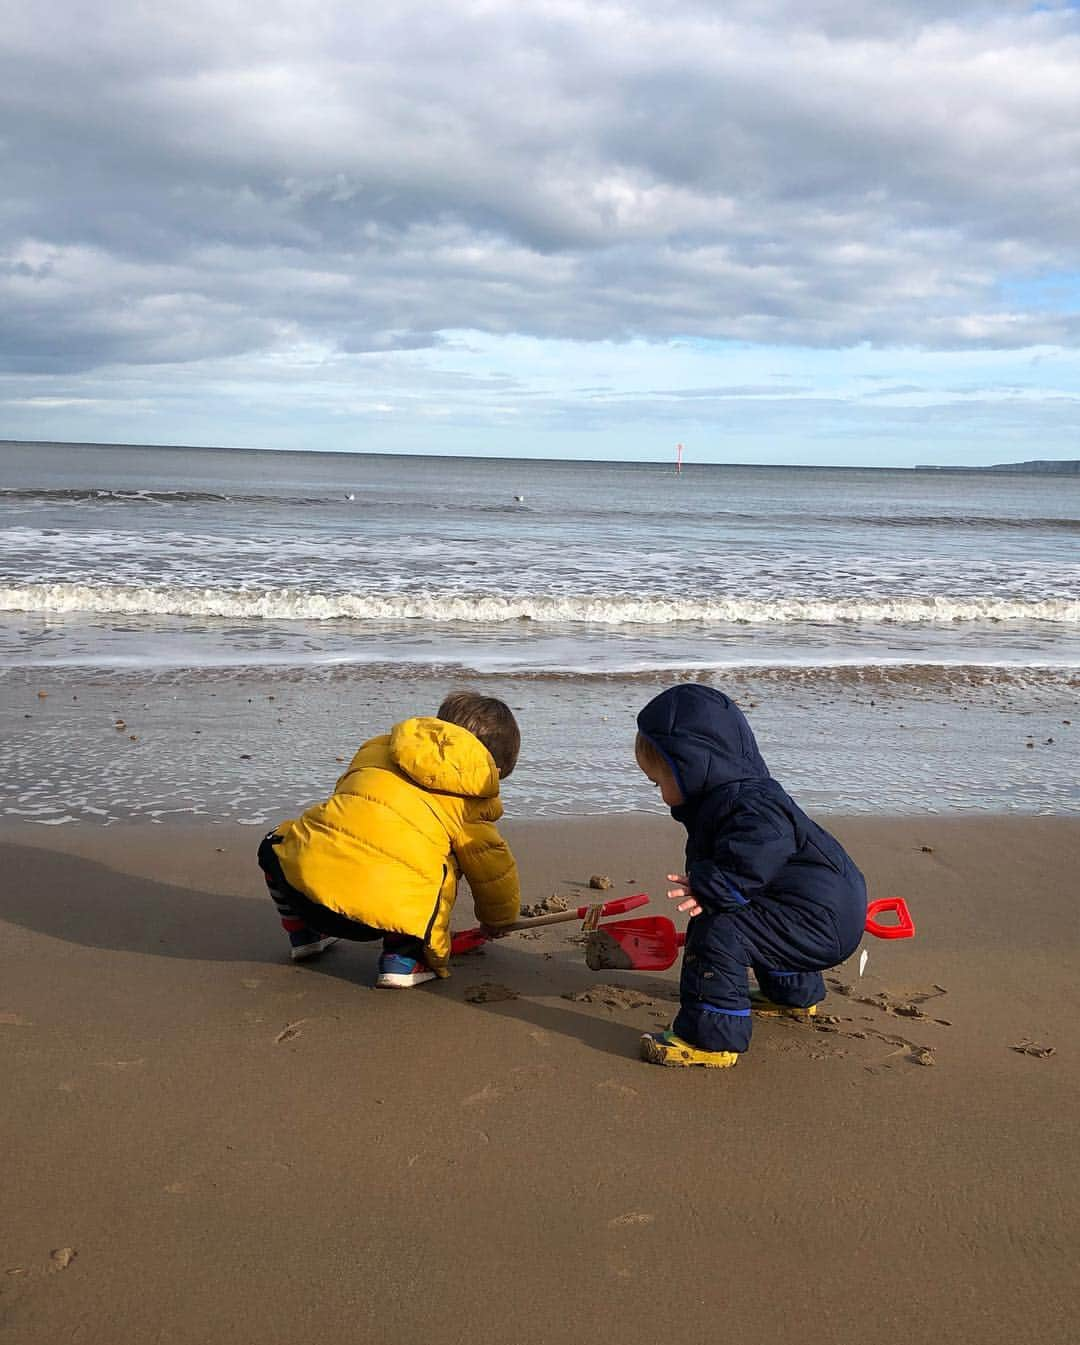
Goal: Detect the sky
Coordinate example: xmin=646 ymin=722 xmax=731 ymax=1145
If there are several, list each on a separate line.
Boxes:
xmin=2 ymin=0 xmax=1080 ymax=466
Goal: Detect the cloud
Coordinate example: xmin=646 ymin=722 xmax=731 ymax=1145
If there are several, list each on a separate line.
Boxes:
xmin=0 ymin=0 xmax=1079 ymax=394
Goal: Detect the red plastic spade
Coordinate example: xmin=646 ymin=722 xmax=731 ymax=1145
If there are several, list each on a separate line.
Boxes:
xmin=585 ymin=896 xmax=915 ymax=972
xmin=451 ymin=892 xmax=650 ymax=956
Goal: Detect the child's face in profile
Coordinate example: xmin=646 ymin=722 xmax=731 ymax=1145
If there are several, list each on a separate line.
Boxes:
xmin=637 ymin=753 xmax=683 ymax=807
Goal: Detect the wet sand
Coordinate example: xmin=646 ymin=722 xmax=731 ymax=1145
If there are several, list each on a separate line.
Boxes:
xmin=3 ymin=663 xmax=1077 ymax=823
xmin=2 ymin=813 xmax=1078 ymax=1344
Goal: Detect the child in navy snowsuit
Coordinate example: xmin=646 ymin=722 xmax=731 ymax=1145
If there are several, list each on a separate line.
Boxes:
xmin=635 ymin=683 xmax=867 ymax=1069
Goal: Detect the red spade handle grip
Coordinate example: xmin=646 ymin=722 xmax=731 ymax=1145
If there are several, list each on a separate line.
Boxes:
xmin=864 ymin=897 xmax=915 ymax=939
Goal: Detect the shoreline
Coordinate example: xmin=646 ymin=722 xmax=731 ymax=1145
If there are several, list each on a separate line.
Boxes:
xmin=4 ymin=663 xmax=1077 ymax=824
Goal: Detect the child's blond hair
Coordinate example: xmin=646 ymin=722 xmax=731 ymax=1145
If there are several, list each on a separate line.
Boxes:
xmin=634 ymin=731 xmax=668 ymax=778
xmin=437 ymin=690 xmax=521 ymax=778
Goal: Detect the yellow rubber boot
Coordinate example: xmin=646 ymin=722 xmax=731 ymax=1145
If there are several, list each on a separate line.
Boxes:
xmin=749 ymin=989 xmax=819 ymax=1019
xmin=639 ymin=1029 xmax=739 ymax=1069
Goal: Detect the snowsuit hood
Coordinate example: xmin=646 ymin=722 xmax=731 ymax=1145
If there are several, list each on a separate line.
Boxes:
xmin=637 ymin=684 xmax=770 ymax=802
xmin=389 ymin=716 xmax=501 ymax=800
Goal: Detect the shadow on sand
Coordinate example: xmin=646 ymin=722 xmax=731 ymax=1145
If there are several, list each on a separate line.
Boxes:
xmin=2 ymin=842 xmax=651 ymax=1061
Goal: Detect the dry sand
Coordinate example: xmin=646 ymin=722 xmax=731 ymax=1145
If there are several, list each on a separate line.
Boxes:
xmin=2 ymin=813 xmax=1078 ymax=1344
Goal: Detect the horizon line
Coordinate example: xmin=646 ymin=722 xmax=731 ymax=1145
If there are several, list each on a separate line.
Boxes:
xmin=7 ymin=437 xmax=1077 ymax=473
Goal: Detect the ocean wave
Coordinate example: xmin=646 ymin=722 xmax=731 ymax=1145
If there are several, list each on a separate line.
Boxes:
xmin=475 ymin=662 xmax=1080 ymax=690
xmin=0 ymin=487 xmax=343 ymax=508
xmin=3 ymin=658 xmax=1076 ymax=696
xmin=257 ymin=660 xmax=1080 ymax=689
xmin=0 ymin=487 xmax=532 ymax=514
xmin=2 ymin=583 xmax=1079 ymax=625
xmin=833 ymin=513 xmax=1080 ymax=532
xmin=4 ymin=488 xmax=1075 ymax=531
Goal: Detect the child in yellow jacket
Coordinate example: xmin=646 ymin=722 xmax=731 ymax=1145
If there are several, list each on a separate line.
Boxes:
xmin=257 ymin=691 xmax=521 ymax=987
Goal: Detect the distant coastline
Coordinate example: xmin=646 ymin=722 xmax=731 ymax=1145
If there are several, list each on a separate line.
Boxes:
xmin=915 ymin=459 xmax=1080 ymax=475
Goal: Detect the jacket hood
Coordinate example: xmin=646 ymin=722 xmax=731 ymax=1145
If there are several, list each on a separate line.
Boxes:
xmin=637 ymin=684 xmax=770 ymax=801
xmin=389 ymin=716 xmax=501 ymax=799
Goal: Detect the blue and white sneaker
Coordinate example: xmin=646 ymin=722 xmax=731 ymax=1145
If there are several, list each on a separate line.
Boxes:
xmin=289 ymin=931 xmax=340 ymax=962
xmin=376 ymin=951 xmax=437 ymax=988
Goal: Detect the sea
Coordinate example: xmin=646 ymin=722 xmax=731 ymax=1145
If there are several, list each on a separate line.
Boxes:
xmin=1 ymin=440 xmax=1077 ymax=824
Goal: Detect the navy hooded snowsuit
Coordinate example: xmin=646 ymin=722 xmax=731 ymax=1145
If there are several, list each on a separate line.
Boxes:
xmin=638 ymin=684 xmax=867 ymax=1054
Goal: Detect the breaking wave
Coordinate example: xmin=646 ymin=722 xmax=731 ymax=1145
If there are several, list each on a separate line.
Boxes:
xmin=3 ymin=583 xmax=1078 ymax=625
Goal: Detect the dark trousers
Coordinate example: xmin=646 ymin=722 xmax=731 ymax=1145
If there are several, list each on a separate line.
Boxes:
xmin=257 ymin=834 xmax=422 ymax=958
xmin=675 ymin=897 xmax=864 ymax=1054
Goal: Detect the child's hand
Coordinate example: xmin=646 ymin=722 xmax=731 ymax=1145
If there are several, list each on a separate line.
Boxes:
xmin=666 ymin=873 xmax=702 ymax=918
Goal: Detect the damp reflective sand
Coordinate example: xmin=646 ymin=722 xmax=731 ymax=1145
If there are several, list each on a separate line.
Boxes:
xmin=2 ymin=663 xmax=1075 ymax=827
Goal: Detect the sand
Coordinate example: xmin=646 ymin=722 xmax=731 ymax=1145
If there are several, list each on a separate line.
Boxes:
xmin=2 ymin=812 xmax=1078 ymax=1344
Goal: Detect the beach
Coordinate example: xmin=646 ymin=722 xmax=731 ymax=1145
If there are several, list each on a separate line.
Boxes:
xmin=3 ymin=442 xmax=1079 ymax=1341
xmin=3 ymin=811 xmax=1078 ymax=1344
xmin=6 ymin=0 xmax=1080 ymax=1336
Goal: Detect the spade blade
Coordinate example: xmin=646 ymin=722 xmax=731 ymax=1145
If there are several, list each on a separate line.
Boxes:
xmin=585 ymin=916 xmax=681 ymax=972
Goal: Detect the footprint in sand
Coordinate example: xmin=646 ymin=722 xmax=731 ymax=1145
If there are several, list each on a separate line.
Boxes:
xmin=461 ymin=1063 xmax=555 ymax=1107
xmin=464 ymin=983 xmax=518 ymax=1003
xmin=603 ymin=1210 xmax=657 ymax=1279
xmin=563 ymin=984 xmax=658 ymax=1010
xmin=1010 ymin=1039 xmax=1055 ymax=1058
xmin=608 ymin=1211 xmax=655 ymax=1228
xmin=827 ymin=977 xmax=951 ymax=1024
xmin=461 ymin=1081 xmax=501 ymax=1107
xmin=595 ymin=1079 xmax=639 ymax=1099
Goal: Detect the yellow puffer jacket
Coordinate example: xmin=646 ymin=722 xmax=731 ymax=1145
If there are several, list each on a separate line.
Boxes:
xmin=272 ymin=717 xmax=520 ymax=975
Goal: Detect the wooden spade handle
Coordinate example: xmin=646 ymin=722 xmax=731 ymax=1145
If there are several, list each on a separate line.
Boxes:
xmin=505 ymin=892 xmax=650 ymax=930
xmin=451 ymin=893 xmax=650 ymax=954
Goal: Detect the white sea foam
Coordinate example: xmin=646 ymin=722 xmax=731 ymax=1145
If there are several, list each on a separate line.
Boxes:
xmin=2 ymin=582 xmax=1078 ymax=625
